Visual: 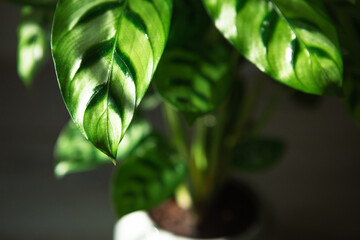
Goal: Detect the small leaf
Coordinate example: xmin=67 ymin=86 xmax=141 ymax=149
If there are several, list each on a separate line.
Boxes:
xmin=54 ymin=120 xmax=110 ymax=177
xmin=203 ymin=0 xmax=343 ymax=95
xmin=51 ymin=0 xmax=172 ymax=159
xmin=154 ymin=47 xmax=231 ymax=123
xmin=17 ymin=6 xmax=52 ymax=87
xmin=54 ymin=118 xmax=152 ymax=177
xmin=112 ymin=136 xmax=187 ymax=218
xmin=231 ymin=138 xmax=285 ymax=172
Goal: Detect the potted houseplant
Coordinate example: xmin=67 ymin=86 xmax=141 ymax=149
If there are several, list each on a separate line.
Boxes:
xmin=2 ymin=0 xmax=360 ymax=239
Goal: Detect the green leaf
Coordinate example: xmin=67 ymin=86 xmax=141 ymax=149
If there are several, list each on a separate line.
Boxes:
xmin=154 ymin=47 xmax=231 ymax=123
xmin=203 ymin=0 xmax=343 ymax=95
xmin=17 ymin=6 xmax=52 ymax=87
xmin=115 ymin=118 xmax=152 ymax=160
xmin=231 ymin=138 xmax=284 ymax=172
xmin=51 ymin=0 xmax=172 ymax=159
xmin=166 ymin=0 xmax=210 ymax=49
xmin=54 ymin=120 xmax=110 ymax=177
xmin=112 ymin=135 xmax=186 ymax=218
xmin=4 ymin=0 xmax=57 ymax=8
xmin=54 ymin=118 xmax=152 ymax=177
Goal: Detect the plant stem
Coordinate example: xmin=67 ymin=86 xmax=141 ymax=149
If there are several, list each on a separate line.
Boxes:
xmin=162 ymin=103 xmax=188 ymax=157
xmin=226 ymin=76 xmax=265 ymax=148
xmin=161 ymin=104 xmax=207 ymax=218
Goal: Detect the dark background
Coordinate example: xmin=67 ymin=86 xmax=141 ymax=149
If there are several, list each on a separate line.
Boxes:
xmin=1 ymin=2 xmax=360 ymax=239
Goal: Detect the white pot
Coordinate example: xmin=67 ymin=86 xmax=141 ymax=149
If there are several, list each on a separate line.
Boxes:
xmin=113 ymin=210 xmax=269 ymax=240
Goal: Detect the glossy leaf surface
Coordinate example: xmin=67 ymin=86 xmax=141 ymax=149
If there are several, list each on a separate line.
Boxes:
xmin=112 ymin=136 xmax=186 ymax=218
xmin=52 ymin=0 xmax=172 ymax=159
xmin=155 ymin=48 xmax=231 ymax=123
xmin=203 ymin=0 xmax=343 ymax=95
xmin=231 ymin=138 xmax=284 ymax=172
xmin=55 ymin=119 xmax=152 ymax=177
xmin=17 ymin=6 xmax=51 ymax=87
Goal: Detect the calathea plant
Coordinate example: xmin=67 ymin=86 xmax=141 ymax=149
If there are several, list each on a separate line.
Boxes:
xmin=4 ymin=0 xmax=360 ymax=237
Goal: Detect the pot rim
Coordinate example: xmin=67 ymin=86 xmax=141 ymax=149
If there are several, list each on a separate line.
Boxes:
xmin=114 ymin=209 xmax=265 ymax=240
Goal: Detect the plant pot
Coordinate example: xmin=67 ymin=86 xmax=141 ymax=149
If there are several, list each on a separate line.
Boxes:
xmin=114 ymin=180 xmax=271 ymax=240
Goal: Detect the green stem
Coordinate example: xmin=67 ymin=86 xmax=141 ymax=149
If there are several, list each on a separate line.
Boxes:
xmin=162 ymin=104 xmax=208 ymax=218
xmin=226 ymin=77 xmax=265 ymax=148
xmin=188 ymin=118 xmax=209 ymax=217
xmin=162 ymin=103 xmax=188 ymax=157
xmin=206 ymin=101 xmax=229 ymax=198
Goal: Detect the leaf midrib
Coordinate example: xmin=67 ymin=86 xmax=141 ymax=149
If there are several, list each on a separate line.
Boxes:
xmin=270 ymin=1 xmax=338 ymax=84
xmin=103 ymin=0 xmax=130 ymax=155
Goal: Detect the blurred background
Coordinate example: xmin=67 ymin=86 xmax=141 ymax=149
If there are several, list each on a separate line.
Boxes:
xmin=1 ymin=1 xmax=360 ymax=240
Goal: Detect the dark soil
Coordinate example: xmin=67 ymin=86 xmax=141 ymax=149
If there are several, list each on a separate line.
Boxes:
xmin=149 ymin=179 xmax=259 ymax=238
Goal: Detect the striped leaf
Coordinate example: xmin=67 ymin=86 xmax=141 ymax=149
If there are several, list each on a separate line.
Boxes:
xmin=203 ymin=0 xmax=343 ymax=95
xmin=112 ymin=135 xmax=187 ymax=218
xmin=51 ymin=0 xmax=172 ymax=159
xmin=231 ymin=138 xmax=284 ymax=172
xmin=154 ymin=48 xmax=231 ymax=123
xmin=54 ymin=118 xmax=152 ymax=177
xmin=17 ymin=6 xmax=52 ymax=87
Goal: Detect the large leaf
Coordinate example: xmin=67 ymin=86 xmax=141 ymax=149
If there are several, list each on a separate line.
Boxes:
xmin=51 ymin=0 xmax=172 ymax=159
xmin=231 ymin=138 xmax=284 ymax=172
xmin=112 ymin=135 xmax=186 ymax=218
xmin=203 ymin=0 xmax=343 ymax=95
xmin=54 ymin=118 xmax=152 ymax=177
xmin=17 ymin=6 xmax=52 ymax=87
xmin=155 ymin=48 xmax=231 ymax=123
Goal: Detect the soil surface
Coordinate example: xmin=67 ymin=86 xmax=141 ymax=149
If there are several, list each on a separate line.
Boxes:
xmin=149 ymin=180 xmax=259 ymax=238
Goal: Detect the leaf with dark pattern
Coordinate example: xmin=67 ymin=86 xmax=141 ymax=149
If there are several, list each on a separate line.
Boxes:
xmin=111 ymin=135 xmax=187 ymax=218
xmin=203 ymin=0 xmax=343 ymax=95
xmin=154 ymin=46 xmax=231 ymax=123
xmin=51 ymin=0 xmax=172 ymax=159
